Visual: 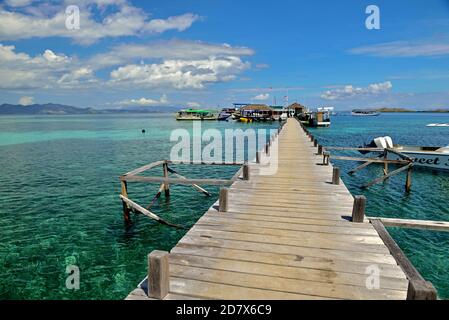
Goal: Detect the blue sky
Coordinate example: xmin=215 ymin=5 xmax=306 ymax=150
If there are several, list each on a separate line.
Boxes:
xmin=1 ymin=0 xmax=449 ymax=110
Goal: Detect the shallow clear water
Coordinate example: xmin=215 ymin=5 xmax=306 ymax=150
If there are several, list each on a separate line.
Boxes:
xmin=309 ymin=113 xmax=449 ymax=299
xmin=0 ymin=114 xmax=276 ymax=299
xmin=0 ymin=113 xmax=448 ymax=299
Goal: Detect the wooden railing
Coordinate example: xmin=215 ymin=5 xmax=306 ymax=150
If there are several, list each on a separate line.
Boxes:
xmin=298 ymin=120 xmax=439 ymax=299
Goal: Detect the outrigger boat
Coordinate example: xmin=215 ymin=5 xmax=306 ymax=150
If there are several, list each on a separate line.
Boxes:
xmin=352 ymin=109 xmax=380 ymax=116
xmin=362 ymin=136 xmax=449 ymax=171
xmin=176 ymin=108 xmax=218 ymax=120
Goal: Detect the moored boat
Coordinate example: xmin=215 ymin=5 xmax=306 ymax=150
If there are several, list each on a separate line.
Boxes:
xmin=362 ymin=136 xmax=449 ymax=171
xmin=217 ymin=107 xmax=236 ymax=121
xmin=352 ymin=109 xmax=380 ymax=116
xmin=176 ymin=109 xmax=218 ymax=120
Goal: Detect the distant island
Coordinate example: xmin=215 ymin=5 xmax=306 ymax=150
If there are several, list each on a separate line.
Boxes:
xmin=374 ymin=107 xmax=449 ymax=113
xmin=0 ymin=103 xmax=180 ymax=115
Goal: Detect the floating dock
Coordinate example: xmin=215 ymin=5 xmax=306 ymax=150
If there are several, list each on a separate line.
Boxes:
xmin=126 ymin=118 xmax=437 ymax=300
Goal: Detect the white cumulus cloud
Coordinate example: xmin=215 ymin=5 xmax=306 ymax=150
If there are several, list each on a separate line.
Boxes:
xmin=0 ymin=1 xmax=199 ymax=45
xmin=321 ymin=81 xmax=392 ymax=100
xmin=253 ymin=93 xmax=270 ymax=100
xmin=18 ymin=96 xmax=34 ymax=105
xmin=117 ymin=94 xmax=168 ymax=106
xmin=109 ymin=56 xmax=250 ymax=89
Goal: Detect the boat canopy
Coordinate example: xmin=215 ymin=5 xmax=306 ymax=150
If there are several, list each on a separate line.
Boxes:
xmin=179 ymin=108 xmax=216 ymax=114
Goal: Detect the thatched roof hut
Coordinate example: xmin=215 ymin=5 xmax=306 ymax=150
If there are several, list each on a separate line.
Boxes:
xmin=288 ymin=103 xmax=307 ymax=115
xmin=240 ymin=104 xmax=272 ymax=111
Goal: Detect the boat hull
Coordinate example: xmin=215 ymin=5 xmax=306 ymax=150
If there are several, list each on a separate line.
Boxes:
xmin=387 ymin=151 xmax=449 ymax=171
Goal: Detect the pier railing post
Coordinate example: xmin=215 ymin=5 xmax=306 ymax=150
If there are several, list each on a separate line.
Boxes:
xmin=265 ymin=143 xmax=270 ymax=155
xmin=163 ymin=162 xmax=170 ymax=197
xmin=120 ymin=180 xmax=131 ymax=222
xmin=242 ymin=163 xmax=250 ymax=180
xmin=405 ymin=164 xmax=413 ymax=192
xmin=219 ymin=187 xmax=229 ymax=212
xmin=351 ymin=195 xmax=366 ymax=223
xmin=148 ymin=250 xmax=169 ymax=299
xmin=323 ymin=151 xmax=330 ymax=165
xmin=317 ymin=145 xmax=323 ymax=155
xmin=407 ymin=280 xmax=437 ymax=300
xmin=256 ymin=151 xmax=262 ymax=164
xmin=332 ymin=167 xmax=340 ymax=185
xmin=313 ymin=139 xmax=318 ymax=147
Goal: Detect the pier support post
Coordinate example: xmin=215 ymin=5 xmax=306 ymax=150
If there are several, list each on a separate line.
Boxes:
xmin=323 ymin=151 xmax=330 ymax=165
xmin=256 ymin=151 xmax=262 ymax=164
xmin=219 ymin=187 xmax=229 ymax=212
xmin=265 ymin=143 xmax=270 ymax=155
xmin=317 ymin=145 xmax=323 ymax=155
xmin=163 ymin=162 xmax=170 ymax=197
xmin=351 ymin=195 xmax=366 ymax=223
xmin=242 ymin=163 xmax=250 ymax=180
xmin=407 ymin=280 xmax=437 ymax=300
xmin=148 ymin=250 xmax=169 ymax=299
xmin=332 ymin=167 xmax=340 ymax=185
xmin=120 ymin=180 xmax=131 ymax=223
xmin=405 ymin=165 xmax=413 ymax=192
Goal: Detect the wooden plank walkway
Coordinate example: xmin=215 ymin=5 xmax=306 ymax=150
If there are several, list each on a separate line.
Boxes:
xmin=126 ymin=118 xmax=409 ymax=300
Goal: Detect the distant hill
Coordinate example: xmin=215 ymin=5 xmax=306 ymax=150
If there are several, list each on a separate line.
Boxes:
xmin=374 ymin=107 xmax=449 ymax=113
xmin=0 ymin=103 xmax=180 ymax=115
xmin=0 ymin=103 xmax=98 ymax=115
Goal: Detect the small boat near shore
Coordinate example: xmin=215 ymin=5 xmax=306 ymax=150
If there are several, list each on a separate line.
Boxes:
xmin=362 ymin=136 xmax=449 ymax=171
xmin=352 ymin=109 xmax=380 ymax=116
xmin=427 ymin=123 xmax=449 ymax=127
xmin=217 ymin=107 xmax=236 ymax=121
xmin=176 ymin=108 xmax=218 ymax=120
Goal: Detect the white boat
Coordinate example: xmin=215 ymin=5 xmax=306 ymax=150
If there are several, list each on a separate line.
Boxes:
xmin=366 ymin=136 xmax=449 ymax=171
xmin=427 ymin=123 xmax=449 ymax=127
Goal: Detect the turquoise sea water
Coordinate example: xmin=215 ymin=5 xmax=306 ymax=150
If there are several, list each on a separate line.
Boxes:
xmin=0 ymin=113 xmax=448 ymax=299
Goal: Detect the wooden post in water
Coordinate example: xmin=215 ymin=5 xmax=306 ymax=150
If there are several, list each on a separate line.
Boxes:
xmin=219 ymin=187 xmax=229 ymax=212
xmin=148 ymin=250 xmax=169 ymax=299
xmin=242 ymin=163 xmax=250 ymax=180
xmin=317 ymin=145 xmax=323 ymax=155
xmin=383 ymin=150 xmax=389 ymax=176
xmin=352 ymin=195 xmax=366 ymax=223
xmin=405 ymin=165 xmax=413 ymax=192
xmin=332 ymin=167 xmax=340 ymax=185
xmin=163 ymin=162 xmax=170 ymax=197
xmin=407 ymin=280 xmax=437 ymax=300
xmin=120 ymin=180 xmax=131 ymax=222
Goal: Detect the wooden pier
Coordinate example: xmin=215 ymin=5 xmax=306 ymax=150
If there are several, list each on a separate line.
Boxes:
xmin=126 ymin=118 xmax=437 ymax=300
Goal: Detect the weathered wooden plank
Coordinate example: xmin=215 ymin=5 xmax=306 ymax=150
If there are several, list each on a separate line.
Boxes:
xmin=171 ymin=243 xmax=407 ymax=279
xmin=121 ymin=175 xmax=235 ymax=186
xmin=169 ymin=264 xmax=407 ymax=300
xmin=368 ymin=216 xmax=449 ymax=232
xmin=370 ymin=219 xmax=423 ymax=281
xmin=186 ymin=227 xmax=391 ymax=254
xmin=124 ymin=160 xmax=165 ymax=176
xmin=169 ymin=253 xmax=409 ymax=290
xmin=178 ymin=234 xmax=399 ymax=265
xmin=169 ymin=277 xmax=331 ymax=300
